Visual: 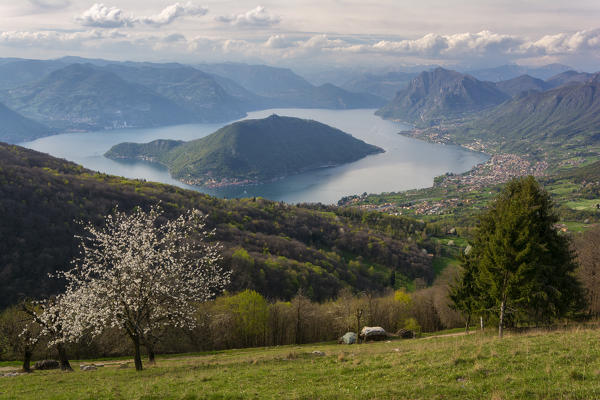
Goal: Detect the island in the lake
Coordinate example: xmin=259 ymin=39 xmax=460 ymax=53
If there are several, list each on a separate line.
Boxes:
xmin=105 ymin=114 xmax=384 ymax=187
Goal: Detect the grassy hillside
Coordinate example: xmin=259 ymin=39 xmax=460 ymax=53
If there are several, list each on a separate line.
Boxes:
xmin=106 ymin=115 xmax=384 ymax=186
xmin=3 ymin=328 xmax=600 ymax=399
xmin=0 ymin=142 xmax=432 ymax=309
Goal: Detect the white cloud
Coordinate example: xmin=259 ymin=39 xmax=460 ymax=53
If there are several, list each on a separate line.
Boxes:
xmin=369 ymin=31 xmax=523 ymax=58
xmin=76 ymin=2 xmax=208 ymax=28
xmin=522 ymin=29 xmax=600 ymax=56
xmin=222 ymin=39 xmax=251 ymax=53
xmin=138 ymin=2 xmax=208 ymax=27
xmin=76 ymin=3 xmax=134 ymax=28
xmin=299 ymin=35 xmax=345 ymax=50
xmin=264 ymin=34 xmax=293 ymax=49
xmin=216 ymin=6 xmax=280 ymax=27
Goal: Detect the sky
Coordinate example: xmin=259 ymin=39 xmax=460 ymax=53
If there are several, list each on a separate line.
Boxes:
xmin=1 ymin=0 xmax=599 ymax=72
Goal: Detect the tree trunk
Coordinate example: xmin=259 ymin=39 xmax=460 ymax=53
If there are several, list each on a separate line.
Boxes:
xmin=146 ymin=342 xmax=156 ymax=364
xmin=295 ymin=304 xmax=302 ymax=345
xmin=22 ymin=349 xmax=32 ymax=373
xmin=480 ymin=316 xmax=484 ymax=331
xmin=499 ymin=299 xmax=506 ymax=339
xmin=132 ymin=335 xmax=143 ymax=371
xmin=56 ymin=343 xmax=73 ymax=371
xmin=465 ymin=314 xmax=471 ymax=334
xmin=355 ymin=308 xmax=363 ymax=344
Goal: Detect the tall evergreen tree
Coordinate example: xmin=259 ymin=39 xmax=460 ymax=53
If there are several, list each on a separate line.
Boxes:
xmin=449 ymin=254 xmax=481 ymax=333
xmin=453 ymin=176 xmax=584 ymax=338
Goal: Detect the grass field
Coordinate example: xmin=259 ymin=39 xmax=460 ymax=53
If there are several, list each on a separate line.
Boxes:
xmin=2 ymin=328 xmax=600 ymax=399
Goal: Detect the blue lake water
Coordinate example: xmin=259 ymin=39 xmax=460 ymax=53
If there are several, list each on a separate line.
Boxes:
xmin=22 ymin=108 xmax=488 ymax=204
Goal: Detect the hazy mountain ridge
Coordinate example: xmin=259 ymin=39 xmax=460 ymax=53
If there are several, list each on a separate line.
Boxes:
xmin=106 ymin=115 xmax=384 ymax=186
xmin=376 ymin=68 xmax=509 ymax=125
xmin=545 ymin=70 xmax=595 ymax=88
xmin=103 ymin=64 xmax=248 ymax=122
xmin=196 ymin=62 xmax=315 ymax=96
xmin=494 ymin=74 xmax=552 ymax=97
xmin=466 ymin=63 xmax=573 ymax=82
xmin=0 ymin=63 xmax=197 ymax=131
xmin=0 ymin=59 xmax=67 ymax=90
xmin=341 ymin=71 xmax=419 ymax=100
xmin=195 ymin=62 xmax=386 ymax=108
xmin=0 ymin=101 xmax=53 ymax=143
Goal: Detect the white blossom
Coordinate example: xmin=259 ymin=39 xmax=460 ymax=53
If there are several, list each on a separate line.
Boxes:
xmin=42 ymin=205 xmax=229 ymax=369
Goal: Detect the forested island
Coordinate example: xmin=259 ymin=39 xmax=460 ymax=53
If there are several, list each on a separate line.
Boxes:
xmin=106 ymin=114 xmax=384 ymax=187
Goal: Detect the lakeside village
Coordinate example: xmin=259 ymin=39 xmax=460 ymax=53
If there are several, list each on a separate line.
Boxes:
xmin=339 ymin=153 xmax=549 ymax=216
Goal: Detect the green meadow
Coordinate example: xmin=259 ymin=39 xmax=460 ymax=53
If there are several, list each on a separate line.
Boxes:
xmin=3 ymin=328 xmax=600 ymax=400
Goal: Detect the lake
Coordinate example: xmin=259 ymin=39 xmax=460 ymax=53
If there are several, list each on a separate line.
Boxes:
xmin=22 ymin=108 xmax=488 ymax=204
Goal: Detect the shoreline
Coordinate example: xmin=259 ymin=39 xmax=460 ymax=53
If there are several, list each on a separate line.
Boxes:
xmin=338 ymin=122 xmax=549 ymax=209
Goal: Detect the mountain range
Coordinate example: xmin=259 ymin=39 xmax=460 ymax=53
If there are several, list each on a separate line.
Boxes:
xmin=0 ymin=63 xmax=196 ymax=131
xmin=106 ymin=115 xmax=383 ymax=186
xmin=376 ymin=68 xmax=510 ymax=125
xmin=466 ymin=63 xmax=573 ymax=82
xmin=341 ymin=71 xmax=419 ymax=100
xmin=196 ymin=62 xmax=386 ymax=108
xmin=103 ymin=63 xmax=249 ymax=122
xmin=0 ymin=57 xmax=384 ymax=143
xmin=447 ymin=73 xmax=600 ymax=156
xmin=329 ymin=63 xmax=575 ymax=100
xmin=374 ymin=66 xmax=598 ymax=126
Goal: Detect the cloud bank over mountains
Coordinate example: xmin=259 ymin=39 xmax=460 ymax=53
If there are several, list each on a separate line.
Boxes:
xmin=0 ymin=1 xmax=598 ymax=71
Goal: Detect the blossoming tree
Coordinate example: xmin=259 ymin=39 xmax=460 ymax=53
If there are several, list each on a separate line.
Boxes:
xmin=56 ymin=205 xmax=229 ymax=371
xmin=23 ymin=296 xmax=78 ymax=371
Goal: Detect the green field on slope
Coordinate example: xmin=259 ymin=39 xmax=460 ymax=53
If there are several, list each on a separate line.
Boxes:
xmin=3 ymin=328 xmax=600 ymax=399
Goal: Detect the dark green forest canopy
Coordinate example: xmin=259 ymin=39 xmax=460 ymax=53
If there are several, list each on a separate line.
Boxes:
xmin=0 ymin=143 xmax=433 ymax=309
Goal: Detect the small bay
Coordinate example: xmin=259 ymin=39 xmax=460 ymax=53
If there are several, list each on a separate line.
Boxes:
xmin=22 ymin=108 xmax=488 ymax=204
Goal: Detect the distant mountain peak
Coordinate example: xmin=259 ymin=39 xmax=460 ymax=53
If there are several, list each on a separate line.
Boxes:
xmin=376 ymin=68 xmax=508 ymax=125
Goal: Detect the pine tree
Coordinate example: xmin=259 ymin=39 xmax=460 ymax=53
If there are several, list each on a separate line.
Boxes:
xmin=453 ymin=176 xmax=584 ymax=338
xmin=449 ymin=254 xmax=480 ymax=333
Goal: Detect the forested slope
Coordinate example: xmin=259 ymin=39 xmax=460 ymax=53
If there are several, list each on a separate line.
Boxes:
xmin=0 ymin=143 xmax=434 ymax=309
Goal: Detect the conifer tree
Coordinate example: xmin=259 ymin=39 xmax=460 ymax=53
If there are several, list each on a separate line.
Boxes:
xmin=449 ymin=254 xmax=480 ymax=333
xmin=453 ymin=176 xmax=584 ymax=337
